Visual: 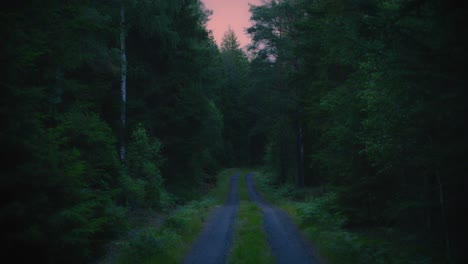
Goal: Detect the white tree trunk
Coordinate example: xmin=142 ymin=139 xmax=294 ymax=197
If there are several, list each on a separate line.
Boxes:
xmin=120 ymin=2 xmax=127 ymax=161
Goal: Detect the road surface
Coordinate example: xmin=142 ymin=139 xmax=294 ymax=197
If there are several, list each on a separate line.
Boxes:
xmin=246 ymin=173 xmax=318 ymax=264
xmin=183 ymin=172 xmax=239 ymax=264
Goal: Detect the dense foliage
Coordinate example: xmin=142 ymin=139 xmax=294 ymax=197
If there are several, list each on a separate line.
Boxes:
xmin=244 ymin=0 xmax=467 ymax=263
xmin=1 ymin=0 xmax=466 ymax=263
xmin=0 ymin=0 xmax=228 ymax=262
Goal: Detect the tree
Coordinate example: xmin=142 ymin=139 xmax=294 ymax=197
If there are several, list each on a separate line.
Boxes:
xmin=218 ymin=28 xmax=251 ymax=165
xmin=120 ymin=0 xmax=127 ymax=161
xmin=247 ymin=0 xmax=306 ymax=186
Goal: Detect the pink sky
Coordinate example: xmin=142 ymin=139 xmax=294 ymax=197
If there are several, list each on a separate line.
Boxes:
xmin=202 ymin=0 xmax=261 ymax=48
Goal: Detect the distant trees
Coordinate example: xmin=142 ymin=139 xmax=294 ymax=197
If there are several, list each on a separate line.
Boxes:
xmin=218 ymin=28 xmax=251 ymax=165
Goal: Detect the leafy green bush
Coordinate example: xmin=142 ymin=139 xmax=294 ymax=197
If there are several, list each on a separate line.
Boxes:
xmin=0 ymin=110 xmax=126 ymax=262
xmin=159 ymin=188 xmax=176 ymax=211
xmin=163 ymin=199 xmax=215 ymax=233
xmin=125 ymin=124 xmax=165 ymax=209
xmin=119 ymin=174 xmax=146 ymax=207
xmin=120 ymin=228 xmax=181 ymax=264
xmin=47 ymin=110 xmax=126 ymax=261
xmin=118 ymin=197 xmax=217 ymax=264
xmin=254 ymin=172 xmax=435 ymax=264
xmin=163 ymin=211 xmax=193 ymax=231
xmin=293 ymin=194 xmax=434 ymax=264
xmin=296 ymin=192 xmax=347 ymax=230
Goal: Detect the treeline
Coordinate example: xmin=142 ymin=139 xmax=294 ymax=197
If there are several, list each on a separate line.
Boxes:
xmin=241 ymin=0 xmax=467 ymax=263
xmin=0 ymin=0 xmax=246 ymax=262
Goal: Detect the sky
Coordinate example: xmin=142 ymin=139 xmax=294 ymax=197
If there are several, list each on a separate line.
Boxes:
xmin=202 ymin=0 xmax=261 ymax=49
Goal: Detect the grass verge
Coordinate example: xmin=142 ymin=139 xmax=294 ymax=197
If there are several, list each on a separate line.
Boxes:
xmin=116 ymin=168 xmax=235 ymax=264
xmin=228 ymin=170 xmax=274 ymax=264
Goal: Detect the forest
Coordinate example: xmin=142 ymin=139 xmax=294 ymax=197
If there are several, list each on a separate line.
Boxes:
xmin=0 ymin=0 xmax=466 ymax=263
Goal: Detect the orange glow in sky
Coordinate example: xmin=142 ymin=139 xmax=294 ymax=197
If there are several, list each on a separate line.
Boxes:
xmin=202 ymin=0 xmax=261 ymax=48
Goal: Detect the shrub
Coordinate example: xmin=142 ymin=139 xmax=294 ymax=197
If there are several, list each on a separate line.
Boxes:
xmin=119 ymin=174 xmax=146 ymax=207
xmin=126 ymin=124 xmax=165 ymax=209
xmin=297 ymin=193 xmax=347 ymax=231
xmin=2 ymin=110 xmax=126 ymax=262
xmin=120 ymin=228 xmax=181 ymax=264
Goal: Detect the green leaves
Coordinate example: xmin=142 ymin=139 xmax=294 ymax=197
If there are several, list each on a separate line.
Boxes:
xmin=1 ymin=0 xmax=229 ymax=262
xmin=125 ymin=124 xmax=164 ymax=209
xmin=297 ymin=192 xmax=347 ymax=230
xmin=247 ymin=0 xmax=467 ymax=261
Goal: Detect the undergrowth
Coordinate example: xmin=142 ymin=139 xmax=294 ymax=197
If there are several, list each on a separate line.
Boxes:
xmin=253 ymin=169 xmax=436 ymax=264
xmin=117 ymin=169 xmax=235 ymax=264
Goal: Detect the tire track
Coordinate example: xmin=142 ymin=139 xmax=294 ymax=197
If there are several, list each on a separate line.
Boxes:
xmin=245 ymin=173 xmax=318 ymax=264
xmin=183 ymin=172 xmax=240 ymax=264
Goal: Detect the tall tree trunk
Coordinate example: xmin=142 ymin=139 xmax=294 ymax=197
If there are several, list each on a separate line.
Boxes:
xmin=54 ymin=65 xmax=63 ymax=104
xmin=293 ymin=59 xmax=304 ymax=188
xmin=429 ymin=135 xmax=451 ymax=262
xmin=436 ymin=169 xmax=452 ymax=262
xmin=120 ymin=1 xmax=127 ymax=161
xmin=279 ymin=133 xmax=288 ymax=184
xmin=296 ymin=120 xmax=304 ymax=188
xmin=424 ymin=174 xmax=432 ymax=230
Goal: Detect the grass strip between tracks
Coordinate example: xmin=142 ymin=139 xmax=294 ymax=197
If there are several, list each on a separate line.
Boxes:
xmin=228 ymin=170 xmax=274 ymax=264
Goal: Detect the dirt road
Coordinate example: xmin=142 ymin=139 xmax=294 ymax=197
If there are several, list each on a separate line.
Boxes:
xmin=182 ymin=172 xmax=240 ymax=264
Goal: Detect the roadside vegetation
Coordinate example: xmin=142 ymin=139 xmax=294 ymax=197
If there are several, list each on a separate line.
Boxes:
xmin=116 ymin=169 xmax=235 ymax=264
xmin=253 ymin=170 xmax=443 ymax=264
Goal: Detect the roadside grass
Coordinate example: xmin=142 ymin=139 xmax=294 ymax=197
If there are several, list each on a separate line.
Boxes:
xmin=228 ymin=170 xmax=274 ymax=264
xmin=117 ymin=169 xmax=235 ymax=264
xmin=252 ymin=169 xmax=437 ymax=264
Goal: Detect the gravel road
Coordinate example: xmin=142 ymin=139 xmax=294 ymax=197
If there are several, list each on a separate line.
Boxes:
xmin=246 ymin=173 xmax=318 ymax=264
xmin=183 ymin=172 xmax=240 ymax=264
